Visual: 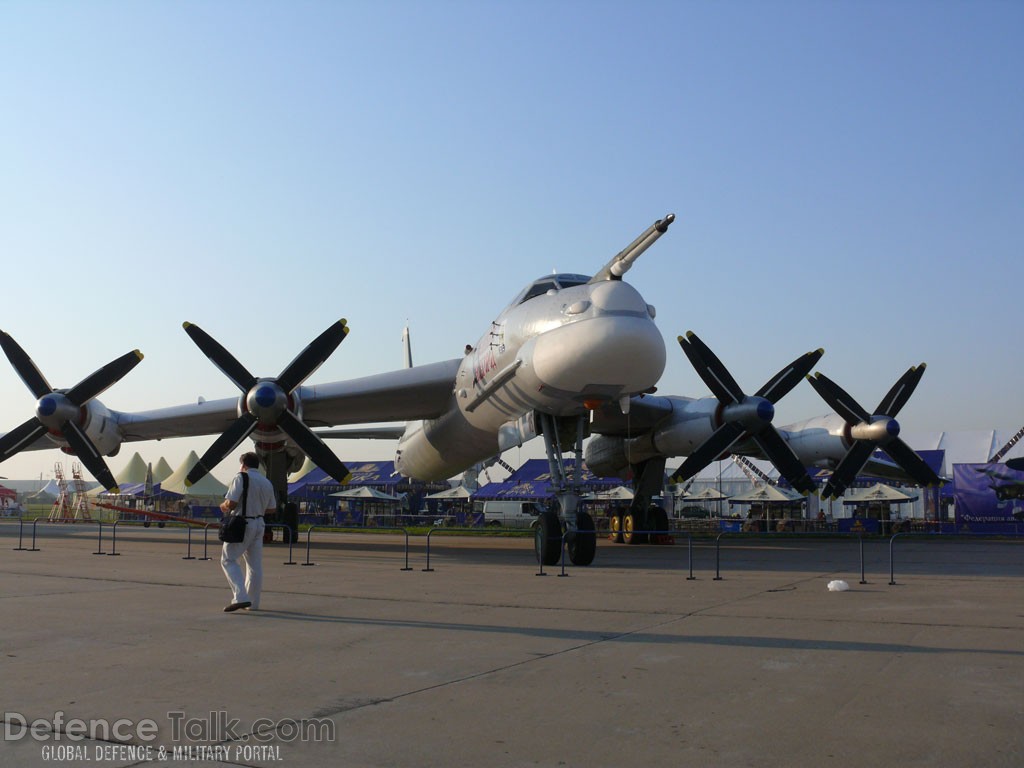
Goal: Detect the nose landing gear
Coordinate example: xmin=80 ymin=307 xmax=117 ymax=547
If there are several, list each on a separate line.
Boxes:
xmin=533 ymin=413 xmax=598 ymax=566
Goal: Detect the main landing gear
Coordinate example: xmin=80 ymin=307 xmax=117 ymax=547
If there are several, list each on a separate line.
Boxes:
xmin=533 ymin=413 xmax=598 ymax=567
xmin=608 ymin=503 xmax=669 ymax=546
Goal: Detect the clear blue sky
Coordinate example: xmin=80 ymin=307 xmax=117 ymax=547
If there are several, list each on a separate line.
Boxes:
xmin=1 ymin=1 xmax=1021 ymax=483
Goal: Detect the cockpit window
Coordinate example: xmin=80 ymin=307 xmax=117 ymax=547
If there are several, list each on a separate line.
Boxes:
xmin=520 ymin=280 xmax=558 ymax=303
xmin=511 ymin=273 xmax=590 ymax=306
xmin=554 ymin=274 xmax=589 ymax=289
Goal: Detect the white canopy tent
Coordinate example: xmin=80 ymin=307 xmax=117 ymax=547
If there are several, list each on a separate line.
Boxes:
xmin=159 ymin=451 xmax=230 ymax=497
xmin=728 ymin=485 xmax=804 ymax=504
xmin=685 ymin=487 xmax=728 ymax=501
xmin=424 ymin=486 xmax=472 ymax=499
xmin=842 ymin=483 xmax=918 ymax=505
xmin=584 ymin=486 xmax=634 ymax=501
xmin=330 ymin=486 xmax=399 ymax=500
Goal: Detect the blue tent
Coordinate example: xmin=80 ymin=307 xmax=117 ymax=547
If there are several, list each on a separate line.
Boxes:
xmin=475 ymin=459 xmax=622 ymax=499
xmin=288 ymin=461 xmax=404 ymax=498
xmin=473 ymin=480 xmax=555 ymax=499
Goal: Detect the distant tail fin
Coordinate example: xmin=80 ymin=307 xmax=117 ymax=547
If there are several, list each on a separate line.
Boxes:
xmin=402 ymin=326 xmax=413 ymax=369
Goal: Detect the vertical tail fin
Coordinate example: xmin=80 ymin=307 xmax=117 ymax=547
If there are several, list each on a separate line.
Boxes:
xmin=402 ymin=326 xmax=413 ymax=369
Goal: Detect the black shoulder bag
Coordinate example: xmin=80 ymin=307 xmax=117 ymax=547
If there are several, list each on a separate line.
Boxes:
xmin=218 ymin=472 xmax=249 ymax=543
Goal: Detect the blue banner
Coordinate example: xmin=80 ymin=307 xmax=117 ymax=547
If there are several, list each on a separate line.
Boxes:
xmin=952 ymin=463 xmax=1024 ymax=534
xmin=334 ymin=507 xmax=366 ymax=526
xmin=837 ymin=517 xmax=881 ymax=534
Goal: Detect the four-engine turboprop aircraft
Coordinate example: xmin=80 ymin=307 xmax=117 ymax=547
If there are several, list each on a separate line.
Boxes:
xmin=0 ymin=213 xmax=941 ymax=565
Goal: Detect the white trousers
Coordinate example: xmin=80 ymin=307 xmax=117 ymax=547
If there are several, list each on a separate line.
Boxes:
xmin=221 ymin=517 xmax=266 ymax=609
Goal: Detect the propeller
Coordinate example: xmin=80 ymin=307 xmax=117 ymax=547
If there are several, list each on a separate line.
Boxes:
xmin=670 ymin=331 xmax=821 ymax=494
xmin=182 ymin=320 xmax=352 ymax=486
xmin=0 ymin=330 xmax=143 ymax=492
xmin=806 ymin=364 xmax=941 ymax=498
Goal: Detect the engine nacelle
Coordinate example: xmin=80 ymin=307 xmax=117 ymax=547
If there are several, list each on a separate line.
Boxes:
xmin=50 ymin=400 xmax=124 ymax=458
xmin=585 ymin=396 xmax=722 ymax=476
xmin=246 ymin=387 xmax=305 ymax=468
xmin=583 ymin=435 xmax=633 ymax=480
xmin=777 ymin=415 xmax=850 ymax=467
xmin=395 ymin=408 xmax=501 ymax=482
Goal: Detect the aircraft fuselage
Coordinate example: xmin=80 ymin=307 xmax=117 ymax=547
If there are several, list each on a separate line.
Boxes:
xmin=394 ymin=275 xmax=666 ymax=480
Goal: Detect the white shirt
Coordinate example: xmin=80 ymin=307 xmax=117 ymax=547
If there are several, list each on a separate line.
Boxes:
xmin=225 ymin=469 xmax=277 ymax=518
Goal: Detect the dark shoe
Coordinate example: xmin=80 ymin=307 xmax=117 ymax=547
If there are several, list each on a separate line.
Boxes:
xmin=224 ymin=601 xmax=252 ymax=613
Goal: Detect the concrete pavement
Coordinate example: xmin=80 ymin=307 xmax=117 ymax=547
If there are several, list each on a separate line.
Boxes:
xmin=1 ymin=522 xmax=1021 ymax=767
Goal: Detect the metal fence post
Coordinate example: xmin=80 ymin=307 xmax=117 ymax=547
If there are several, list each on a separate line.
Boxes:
xmin=183 ymin=525 xmax=196 ymax=560
xmin=108 ymin=520 xmax=122 ymax=556
xmin=423 ymin=528 xmax=435 ymax=572
xmin=93 ymin=521 xmax=104 ymax=555
xmin=303 ymin=526 xmax=318 ymax=566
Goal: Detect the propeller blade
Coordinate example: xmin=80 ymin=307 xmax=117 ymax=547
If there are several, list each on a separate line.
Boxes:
xmin=61 ymin=421 xmax=119 ymax=492
xmin=670 ymin=422 xmax=745 ymax=483
xmin=182 ymin=322 xmax=258 ymax=392
xmin=678 ymin=332 xmax=744 ymax=404
xmin=751 ymin=428 xmax=816 ymax=494
xmin=806 ymin=373 xmax=872 ymax=425
xmin=754 ymin=349 xmax=824 ymax=403
xmin=276 ymin=319 xmax=349 ymax=394
xmin=874 ymin=364 xmax=926 ymax=418
xmin=0 ymin=330 xmax=53 ymax=398
xmin=278 ymin=410 xmax=352 ymax=484
xmin=0 ymin=418 xmax=48 ymax=463
xmin=184 ymin=321 xmax=351 ymax=483
xmin=821 ymin=441 xmax=875 ymax=499
xmin=883 ymin=439 xmax=941 ymax=487
xmin=810 ymin=364 xmax=937 ymax=497
xmin=675 ymin=333 xmax=819 ymax=489
xmin=0 ymin=333 xmax=145 ymax=477
xmin=186 ymin=415 xmax=258 ymax=486
xmin=1005 ymin=457 xmax=1024 ymax=472
xmin=65 ymin=350 xmax=144 ymax=406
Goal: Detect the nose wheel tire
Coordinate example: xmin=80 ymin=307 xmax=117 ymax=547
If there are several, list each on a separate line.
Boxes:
xmin=535 ymin=511 xmax=563 ymax=566
xmin=566 ymin=512 xmax=596 ymax=566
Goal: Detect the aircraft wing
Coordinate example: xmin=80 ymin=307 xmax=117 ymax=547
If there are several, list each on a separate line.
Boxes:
xmin=113 ymin=358 xmax=461 ymax=443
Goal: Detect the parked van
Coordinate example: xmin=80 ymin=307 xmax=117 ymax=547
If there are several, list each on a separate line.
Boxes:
xmin=476 ymin=500 xmax=546 ymax=528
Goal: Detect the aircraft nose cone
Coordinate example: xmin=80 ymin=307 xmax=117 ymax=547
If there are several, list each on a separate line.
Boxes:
xmin=530 ymin=315 xmax=666 ymax=400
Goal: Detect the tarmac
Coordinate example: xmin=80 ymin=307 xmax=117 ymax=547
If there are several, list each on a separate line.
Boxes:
xmin=0 ymin=520 xmax=1021 ymax=768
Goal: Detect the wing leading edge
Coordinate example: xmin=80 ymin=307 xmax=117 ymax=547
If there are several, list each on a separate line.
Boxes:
xmin=113 ymin=359 xmax=461 ymax=444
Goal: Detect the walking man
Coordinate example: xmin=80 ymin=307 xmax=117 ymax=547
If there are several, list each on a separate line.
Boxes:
xmin=220 ymin=452 xmax=277 ymax=612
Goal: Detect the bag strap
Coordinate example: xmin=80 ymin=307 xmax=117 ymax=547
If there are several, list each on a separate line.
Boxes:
xmin=240 ymin=472 xmax=249 ymax=517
